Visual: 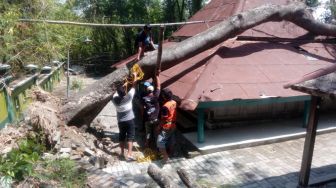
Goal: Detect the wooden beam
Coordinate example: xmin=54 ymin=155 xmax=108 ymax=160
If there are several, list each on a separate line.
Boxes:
xmin=298 ymin=96 xmax=321 ymax=187
xmin=197 ymin=95 xmax=311 ymax=109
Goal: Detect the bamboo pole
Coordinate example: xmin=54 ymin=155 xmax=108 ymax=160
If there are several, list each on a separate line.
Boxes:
xmin=19 ymin=19 xmax=219 ymax=28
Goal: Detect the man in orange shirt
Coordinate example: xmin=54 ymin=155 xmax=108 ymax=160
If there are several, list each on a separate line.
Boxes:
xmin=156 ymin=88 xmax=177 ymax=163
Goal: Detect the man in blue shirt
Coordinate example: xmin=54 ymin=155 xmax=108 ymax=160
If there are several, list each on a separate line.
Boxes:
xmin=136 ymin=24 xmax=157 ymax=61
xmin=141 ymin=72 xmax=161 ymax=148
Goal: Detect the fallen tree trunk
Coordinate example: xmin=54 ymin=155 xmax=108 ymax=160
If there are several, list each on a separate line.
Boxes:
xmin=61 ymin=2 xmax=336 ymax=127
xmin=147 ymin=164 xmax=177 ymax=188
xmin=176 ymin=168 xmax=201 ymax=188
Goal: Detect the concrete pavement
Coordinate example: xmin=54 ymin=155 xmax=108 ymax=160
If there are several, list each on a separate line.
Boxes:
xmin=89 ymin=102 xmax=336 ymax=187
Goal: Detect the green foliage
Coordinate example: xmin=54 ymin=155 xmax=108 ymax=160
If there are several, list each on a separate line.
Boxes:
xmin=0 ymin=134 xmax=45 ymax=184
xmin=0 ymin=0 xmax=90 ymax=73
xmin=191 ymin=0 xmax=204 ymax=15
xmin=71 ymin=78 xmax=83 ymax=91
xmin=33 ymin=158 xmax=87 ymax=188
xmin=0 ymin=0 xmax=206 ymax=74
xmin=72 ymin=0 xmax=205 ymax=64
xmin=0 ymin=132 xmax=86 ymax=187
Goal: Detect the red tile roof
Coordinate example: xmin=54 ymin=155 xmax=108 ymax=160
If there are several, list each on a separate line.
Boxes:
xmin=114 ymin=0 xmax=335 ymax=110
xmin=173 ymin=0 xmax=307 ymax=38
xmin=161 ymin=0 xmax=334 ymax=109
xmin=162 ymin=41 xmax=333 ymax=104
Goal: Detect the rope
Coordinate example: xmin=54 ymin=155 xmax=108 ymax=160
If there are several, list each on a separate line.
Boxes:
xmin=122 ymin=63 xmax=144 ymax=92
xmin=135 ymin=147 xmax=161 ymax=163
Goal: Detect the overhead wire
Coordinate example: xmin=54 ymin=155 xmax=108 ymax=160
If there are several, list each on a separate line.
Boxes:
xmin=19 ymin=18 xmax=226 ymax=28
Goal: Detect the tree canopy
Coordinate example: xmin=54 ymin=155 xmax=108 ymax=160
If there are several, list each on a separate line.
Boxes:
xmin=0 ymin=0 xmax=90 ymax=73
xmin=0 ymin=0 xmax=206 ymax=74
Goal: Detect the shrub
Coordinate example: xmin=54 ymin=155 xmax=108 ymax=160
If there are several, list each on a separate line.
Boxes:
xmin=71 ymin=78 xmax=84 ymax=91
xmin=0 ymin=134 xmax=45 ymax=187
xmin=35 ymin=158 xmax=87 ymax=188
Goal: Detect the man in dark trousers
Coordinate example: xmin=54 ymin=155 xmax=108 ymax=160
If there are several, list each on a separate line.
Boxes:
xmin=141 ymin=71 xmax=161 ymax=148
xmin=136 ymin=24 xmax=157 ymax=61
xmin=111 ymin=72 xmax=138 ymax=161
xmin=157 ymin=88 xmax=177 ymax=163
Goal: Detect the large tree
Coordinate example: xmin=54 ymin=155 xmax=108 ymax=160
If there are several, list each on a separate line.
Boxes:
xmin=0 ymin=0 xmax=89 ymax=73
xmin=61 ymin=2 xmax=336 ymax=127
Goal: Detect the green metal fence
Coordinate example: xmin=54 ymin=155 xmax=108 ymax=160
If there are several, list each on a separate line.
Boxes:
xmin=0 ymin=63 xmax=64 ymax=128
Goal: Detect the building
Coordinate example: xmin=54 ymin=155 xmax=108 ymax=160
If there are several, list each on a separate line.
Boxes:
xmin=117 ymin=0 xmax=336 ymax=143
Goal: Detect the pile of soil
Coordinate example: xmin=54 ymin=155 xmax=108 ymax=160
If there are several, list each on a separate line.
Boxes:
xmin=0 ymin=124 xmax=29 ymax=155
xmin=0 ymin=87 xmax=119 ymax=168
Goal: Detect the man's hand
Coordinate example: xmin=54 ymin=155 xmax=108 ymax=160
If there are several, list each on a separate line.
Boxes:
xmin=133 ymin=72 xmax=138 ymax=81
xmin=156 ymin=69 xmax=161 ymax=76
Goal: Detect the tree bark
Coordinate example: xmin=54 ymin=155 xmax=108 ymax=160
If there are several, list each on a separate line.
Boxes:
xmin=61 ymin=2 xmax=336 ymax=127
xmin=147 ymin=164 xmax=177 ymax=188
xmin=176 ymin=168 xmax=201 ymax=188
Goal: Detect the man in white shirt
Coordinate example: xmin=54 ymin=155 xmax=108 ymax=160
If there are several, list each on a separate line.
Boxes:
xmin=112 ymin=73 xmax=138 ymax=161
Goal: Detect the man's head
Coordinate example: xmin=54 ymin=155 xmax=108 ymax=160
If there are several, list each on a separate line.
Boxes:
xmin=161 ymin=88 xmax=173 ymax=101
xmin=144 ymin=24 xmax=151 ymax=32
xmin=116 ymin=84 xmax=126 ymax=97
xmin=146 ymin=85 xmax=154 ymax=93
xmin=143 ymin=81 xmax=154 ymax=95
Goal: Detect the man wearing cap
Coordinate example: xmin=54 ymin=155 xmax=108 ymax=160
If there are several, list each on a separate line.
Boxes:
xmin=141 ymin=72 xmax=161 ymax=148
xmin=135 ymin=24 xmax=156 ymax=61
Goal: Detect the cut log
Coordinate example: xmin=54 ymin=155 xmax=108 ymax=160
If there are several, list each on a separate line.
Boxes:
xmin=147 ymin=164 xmax=177 ymax=188
xmin=61 ymin=2 xmax=336 ymax=127
xmin=176 ymin=168 xmax=201 ymax=188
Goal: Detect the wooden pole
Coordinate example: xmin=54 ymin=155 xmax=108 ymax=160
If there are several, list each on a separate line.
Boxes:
xmin=298 ymin=96 xmax=321 ymax=187
xmin=156 ymin=25 xmax=165 ymax=73
xmin=302 ymin=100 xmax=311 ymax=128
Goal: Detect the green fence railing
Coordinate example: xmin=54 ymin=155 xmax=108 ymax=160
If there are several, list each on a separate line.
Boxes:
xmin=0 ymin=63 xmax=64 ymax=128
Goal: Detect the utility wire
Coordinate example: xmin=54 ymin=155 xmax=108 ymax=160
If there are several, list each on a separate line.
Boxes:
xmin=18 ymin=19 xmax=223 ymax=28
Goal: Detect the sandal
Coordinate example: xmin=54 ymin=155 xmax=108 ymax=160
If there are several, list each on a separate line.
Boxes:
xmin=126 ymin=156 xmax=136 ymax=162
